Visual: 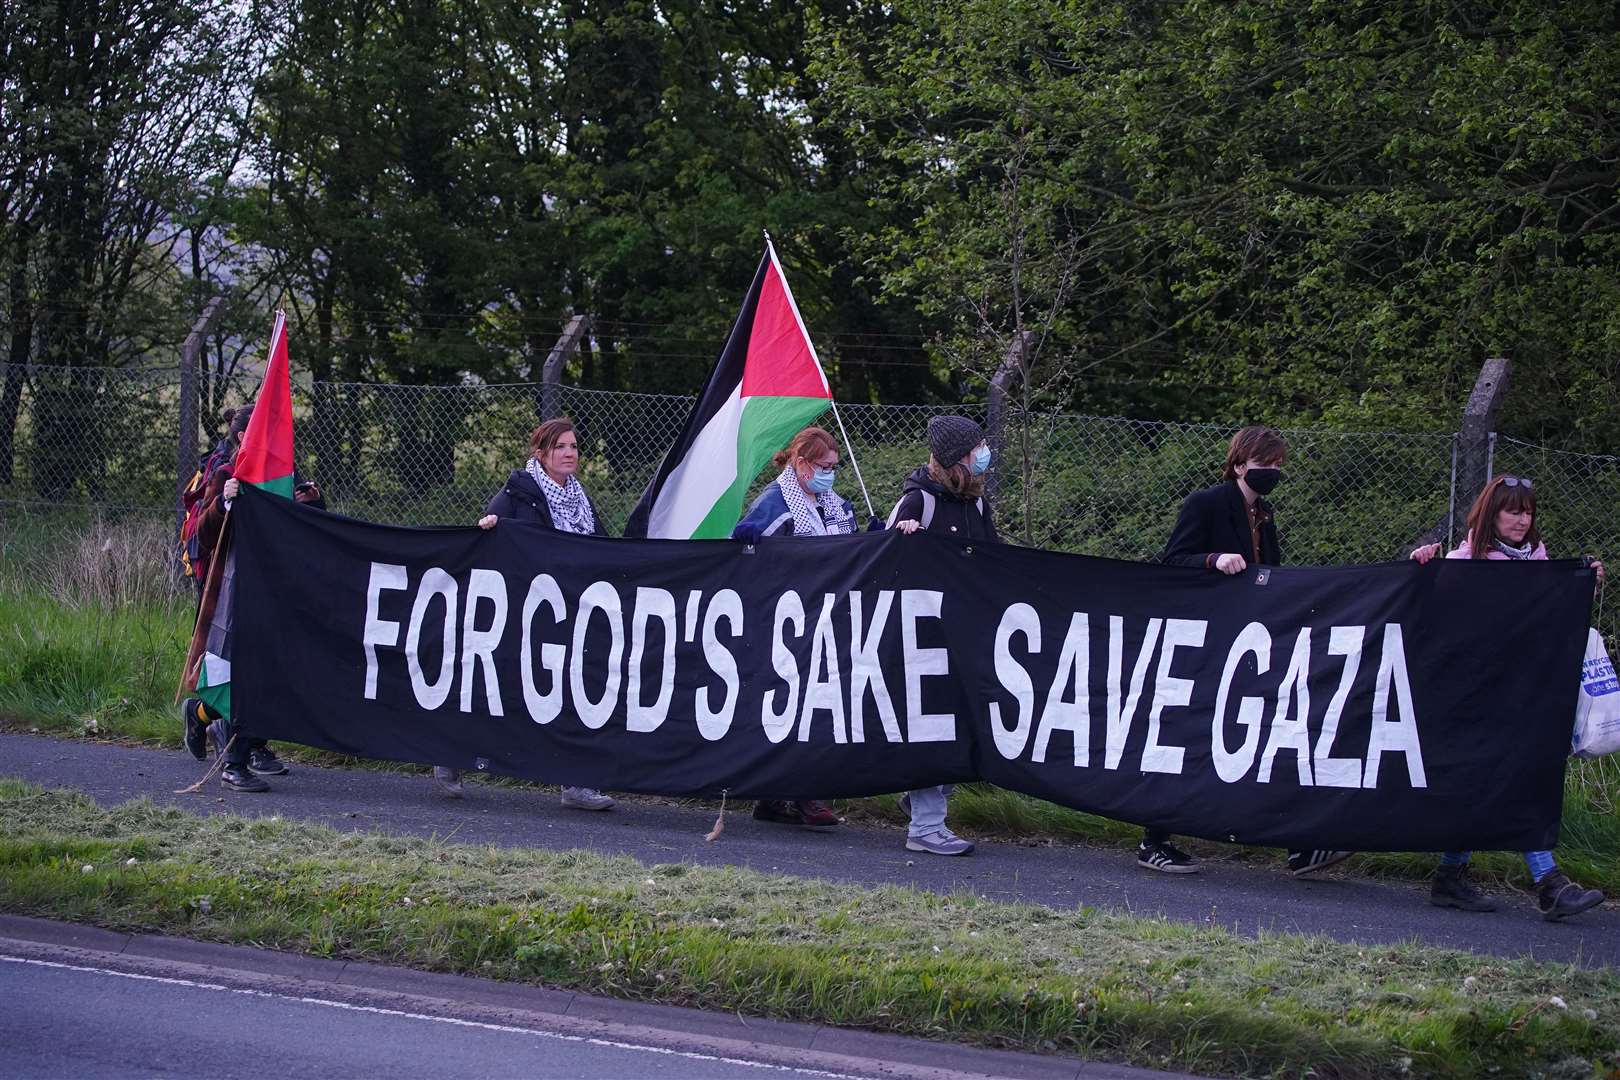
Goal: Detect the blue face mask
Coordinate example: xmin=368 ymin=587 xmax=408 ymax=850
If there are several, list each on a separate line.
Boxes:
xmin=970 ymin=445 xmax=992 ymax=475
xmin=809 ymin=466 xmax=836 ymax=494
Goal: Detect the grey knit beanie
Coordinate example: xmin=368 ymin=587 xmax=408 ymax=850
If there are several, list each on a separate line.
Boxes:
xmin=927 ymin=414 xmax=984 ymax=466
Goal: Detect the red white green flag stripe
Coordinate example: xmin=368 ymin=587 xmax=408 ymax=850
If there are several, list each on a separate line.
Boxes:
xmin=232 ymin=310 xmax=297 ymax=498
xmin=625 ymin=242 xmax=831 ymax=539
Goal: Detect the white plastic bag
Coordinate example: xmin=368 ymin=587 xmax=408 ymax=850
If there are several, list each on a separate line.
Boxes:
xmin=1572 ymin=628 xmax=1620 ymax=758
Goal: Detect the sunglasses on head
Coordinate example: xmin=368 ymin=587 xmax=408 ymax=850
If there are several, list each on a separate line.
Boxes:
xmin=1498 ymin=475 xmax=1533 ymax=490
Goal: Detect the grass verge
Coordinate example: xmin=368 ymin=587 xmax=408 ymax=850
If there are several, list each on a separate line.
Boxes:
xmin=1 ymin=779 xmax=1617 ymax=1080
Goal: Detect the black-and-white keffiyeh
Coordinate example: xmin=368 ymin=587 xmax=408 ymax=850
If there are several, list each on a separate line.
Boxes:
xmin=1492 ymin=538 xmax=1535 ymax=560
xmin=526 ymin=458 xmax=595 ymax=535
xmin=774 ymin=466 xmax=854 ymax=536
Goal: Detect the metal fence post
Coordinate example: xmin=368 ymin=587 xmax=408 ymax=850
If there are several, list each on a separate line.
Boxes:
xmin=984 ymin=331 xmax=1029 ymax=513
xmin=539 ymin=314 xmax=591 ymax=422
xmin=176 ymin=297 xmax=223 ymax=545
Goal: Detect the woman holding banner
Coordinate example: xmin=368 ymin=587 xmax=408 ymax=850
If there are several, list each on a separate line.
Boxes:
xmin=886 ymin=414 xmax=998 ymax=857
xmin=731 ymin=425 xmax=853 ymax=830
xmin=1149 ymin=425 xmax=1351 ymax=878
xmin=1410 ymin=474 xmax=1607 ymax=920
xmin=432 ymin=418 xmax=617 ymax=810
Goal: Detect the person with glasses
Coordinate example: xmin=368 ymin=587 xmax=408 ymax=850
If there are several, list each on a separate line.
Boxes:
xmin=886 ymin=414 xmax=1000 ymax=856
xmin=731 ymin=425 xmax=855 ymax=830
xmin=1410 ymin=473 xmax=1607 ymax=920
xmin=1147 ymin=425 xmax=1351 ymax=878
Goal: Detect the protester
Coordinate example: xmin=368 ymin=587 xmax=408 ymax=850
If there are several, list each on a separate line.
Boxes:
xmin=1152 ymin=425 xmax=1350 ymax=877
xmin=1410 ymin=474 xmax=1607 ymax=920
xmin=454 ymin=417 xmax=616 ymax=810
xmin=731 ymin=425 xmax=854 ymax=830
xmin=177 ymin=408 xmax=243 ymax=761
xmin=182 ymin=404 xmax=324 ymax=792
xmin=886 ymin=414 xmax=997 ymax=856
xmin=733 ymin=425 xmax=857 ymax=541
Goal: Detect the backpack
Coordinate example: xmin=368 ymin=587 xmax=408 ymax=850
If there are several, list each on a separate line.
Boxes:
xmin=885 ymin=489 xmax=984 ymax=530
xmin=178 ymin=447 xmax=228 ymax=579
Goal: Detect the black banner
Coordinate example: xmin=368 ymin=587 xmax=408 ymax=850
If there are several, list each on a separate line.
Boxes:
xmin=232 ymin=487 xmax=1597 ymax=852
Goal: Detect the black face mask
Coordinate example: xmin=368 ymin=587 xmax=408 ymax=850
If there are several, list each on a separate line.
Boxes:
xmin=1243 ymin=467 xmax=1282 ymax=495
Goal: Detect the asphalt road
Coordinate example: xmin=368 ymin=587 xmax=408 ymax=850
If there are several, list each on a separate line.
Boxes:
xmin=2 ymin=732 xmax=1617 ymax=966
xmin=0 ymin=949 xmax=878 ymax=1080
xmin=0 ymin=928 xmax=1189 ymax=1080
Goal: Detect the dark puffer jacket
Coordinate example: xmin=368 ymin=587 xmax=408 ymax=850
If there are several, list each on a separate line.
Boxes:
xmin=485 ymin=467 xmax=608 ymax=536
xmin=890 ymin=465 xmax=999 ymax=541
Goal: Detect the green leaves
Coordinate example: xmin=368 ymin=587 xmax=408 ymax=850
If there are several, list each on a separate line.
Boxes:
xmin=813 ymin=0 xmax=1620 ymax=444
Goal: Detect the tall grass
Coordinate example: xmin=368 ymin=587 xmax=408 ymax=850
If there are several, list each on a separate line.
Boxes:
xmin=39 ymin=516 xmax=185 ymax=608
xmin=0 ymin=510 xmax=188 ymax=740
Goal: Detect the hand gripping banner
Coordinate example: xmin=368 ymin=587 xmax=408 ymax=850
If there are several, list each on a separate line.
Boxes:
xmin=231 ymin=487 xmax=1597 ymax=852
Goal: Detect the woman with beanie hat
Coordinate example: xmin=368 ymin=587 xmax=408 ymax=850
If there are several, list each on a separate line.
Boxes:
xmin=887 ymin=414 xmax=998 ymax=855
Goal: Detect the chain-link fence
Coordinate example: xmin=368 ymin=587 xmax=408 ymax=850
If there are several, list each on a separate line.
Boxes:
xmin=0 ymin=361 xmax=1612 ymax=640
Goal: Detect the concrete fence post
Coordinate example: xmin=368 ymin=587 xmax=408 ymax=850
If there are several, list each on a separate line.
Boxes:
xmin=539 ymin=314 xmax=592 ymax=422
xmin=176 ymin=296 xmax=223 ymax=546
xmin=1404 ymin=356 xmax=1510 ymax=555
xmin=1454 ymin=357 xmax=1511 ymax=535
xmin=984 ymin=331 xmax=1030 ymax=512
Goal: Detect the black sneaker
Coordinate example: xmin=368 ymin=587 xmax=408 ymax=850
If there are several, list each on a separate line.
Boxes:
xmin=1137 ymin=839 xmax=1201 ymax=874
xmin=752 ymin=800 xmax=805 ymax=826
xmin=1430 ymin=863 xmax=1497 ymax=912
xmin=247 ymin=746 xmax=289 ymax=776
xmin=1537 ymin=870 xmax=1603 ymax=921
xmin=1288 ymin=849 xmax=1352 ymax=877
xmin=181 ymin=699 xmax=208 ymax=761
xmin=221 ymin=764 xmax=269 ymax=793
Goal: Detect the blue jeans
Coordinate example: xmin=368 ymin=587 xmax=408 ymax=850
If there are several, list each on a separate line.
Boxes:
xmin=907 ymin=786 xmax=952 ymax=837
xmin=1443 ymin=850 xmax=1556 ymax=882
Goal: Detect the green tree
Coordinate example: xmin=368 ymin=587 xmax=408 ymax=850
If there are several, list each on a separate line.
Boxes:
xmin=0 ymin=0 xmax=259 ymax=496
xmin=814 ymin=0 xmax=1620 ymax=449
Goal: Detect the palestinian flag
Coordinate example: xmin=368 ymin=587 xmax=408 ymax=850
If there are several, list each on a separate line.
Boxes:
xmin=232 ymin=311 xmax=297 ymax=497
xmin=624 ymin=241 xmax=831 ymax=539
xmin=191 ymin=311 xmax=296 ymax=720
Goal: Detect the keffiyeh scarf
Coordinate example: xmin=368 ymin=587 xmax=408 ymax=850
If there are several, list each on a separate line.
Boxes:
xmin=527 ymin=458 xmax=595 ymax=535
xmin=1491 ymin=538 xmax=1534 ymax=560
xmin=774 ymin=466 xmax=854 ymax=536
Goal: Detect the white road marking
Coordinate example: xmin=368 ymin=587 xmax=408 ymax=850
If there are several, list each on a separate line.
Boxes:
xmin=0 ymin=953 xmax=875 ymax=1079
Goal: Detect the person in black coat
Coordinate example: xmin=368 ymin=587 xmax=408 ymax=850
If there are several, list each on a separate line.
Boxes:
xmin=887 ymin=414 xmax=999 ymax=858
xmin=430 ymin=417 xmax=615 ymax=808
xmin=1138 ymin=425 xmax=1350 ymax=879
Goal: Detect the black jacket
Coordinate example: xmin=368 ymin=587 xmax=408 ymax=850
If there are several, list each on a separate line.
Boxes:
xmin=891 ymin=465 xmax=1000 ymax=541
xmin=485 ymin=468 xmax=608 ymax=536
xmin=1162 ymin=479 xmax=1279 ymax=568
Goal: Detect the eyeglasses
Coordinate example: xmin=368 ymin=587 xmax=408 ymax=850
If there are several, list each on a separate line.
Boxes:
xmin=1498 ymin=475 xmax=1533 ymax=490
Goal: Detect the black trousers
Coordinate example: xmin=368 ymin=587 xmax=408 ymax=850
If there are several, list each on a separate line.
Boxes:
xmin=191 ymin=579 xmax=265 ymax=767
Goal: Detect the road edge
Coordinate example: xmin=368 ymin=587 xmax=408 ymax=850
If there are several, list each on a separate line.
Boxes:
xmin=0 ymin=913 xmax=1198 ymax=1080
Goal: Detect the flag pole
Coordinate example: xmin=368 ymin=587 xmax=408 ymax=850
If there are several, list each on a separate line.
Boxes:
xmin=763 ymin=231 xmax=876 ymax=519
xmin=828 ymin=401 xmax=874 ymax=518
